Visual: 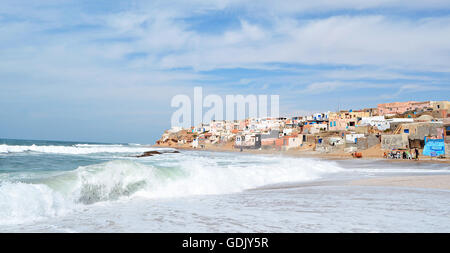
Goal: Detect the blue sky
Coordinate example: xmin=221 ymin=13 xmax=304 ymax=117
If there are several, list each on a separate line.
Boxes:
xmin=1 ymin=0 xmax=450 ymax=143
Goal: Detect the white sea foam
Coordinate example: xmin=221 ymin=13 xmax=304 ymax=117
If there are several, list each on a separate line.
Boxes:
xmin=0 ymin=144 xmax=174 ymax=155
xmin=136 ymin=155 xmax=343 ymax=198
xmin=0 ymin=154 xmax=343 ymax=225
xmin=44 ymin=156 xmax=343 ymax=202
xmin=0 ymin=182 xmax=73 ymax=225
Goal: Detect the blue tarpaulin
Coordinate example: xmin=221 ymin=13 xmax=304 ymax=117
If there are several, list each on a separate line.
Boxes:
xmin=423 ymin=138 xmax=445 ymax=156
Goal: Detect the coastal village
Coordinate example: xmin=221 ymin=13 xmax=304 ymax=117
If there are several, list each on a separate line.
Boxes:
xmin=156 ymin=101 xmax=450 ymax=160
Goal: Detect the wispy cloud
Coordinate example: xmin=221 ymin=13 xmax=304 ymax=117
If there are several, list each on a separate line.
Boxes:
xmin=0 ymin=0 xmax=449 ymax=142
xmin=380 ymin=84 xmax=449 ymax=99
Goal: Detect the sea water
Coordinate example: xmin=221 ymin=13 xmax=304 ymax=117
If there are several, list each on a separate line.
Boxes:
xmin=0 ymin=138 xmax=449 ymax=232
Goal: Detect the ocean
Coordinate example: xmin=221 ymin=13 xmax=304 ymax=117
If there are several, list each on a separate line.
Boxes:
xmin=0 ymin=138 xmax=449 ymax=232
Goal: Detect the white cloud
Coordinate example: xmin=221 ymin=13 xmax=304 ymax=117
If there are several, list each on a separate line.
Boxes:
xmin=1 ymin=1 xmax=449 ymax=142
xmin=155 ymin=15 xmax=450 ymax=71
xmin=1 ymin=1 xmax=449 ymax=99
xmin=380 ymin=84 xmax=449 ymax=99
xmin=3 ymin=1 xmax=450 ymax=72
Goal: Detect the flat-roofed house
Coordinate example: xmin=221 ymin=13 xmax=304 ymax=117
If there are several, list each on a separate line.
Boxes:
xmin=235 ymin=133 xmax=262 ymax=149
xmin=378 ymin=101 xmax=431 ymax=116
xmin=281 ymin=135 xmax=302 ymax=150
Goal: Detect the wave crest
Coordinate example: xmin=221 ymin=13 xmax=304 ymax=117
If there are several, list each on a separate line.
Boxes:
xmin=0 ymin=155 xmax=343 ymax=225
xmin=0 ymin=182 xmax=72 ymax=225
xmin=0 ymin=144 xmax=174 ymax=155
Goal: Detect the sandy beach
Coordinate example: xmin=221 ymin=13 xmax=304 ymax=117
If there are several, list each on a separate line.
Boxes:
xmin=349 ymin=175 xmax=450 ymax=190
xmin=153 ymin=143 xmax=450 ymax=191
xmin=154 ymin=143 xmax=450 ymax=164
xmin=2 ymin=140 xmax=449 ymax=232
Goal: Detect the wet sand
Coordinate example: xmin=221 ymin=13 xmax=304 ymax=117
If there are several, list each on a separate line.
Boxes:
xmin=154 ymin=143 xmax=450 ymax=164
xmin=154 ymin=143 xmax=450 ymax=191
xmin=349 ymin=175 xmax=450 ymax=190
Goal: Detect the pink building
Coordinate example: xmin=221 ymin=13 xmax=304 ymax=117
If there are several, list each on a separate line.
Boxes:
xmin=378 ymin=101 xmax=430 ymax=116
xmin=328 ymin=118 xmax=352 ymax=131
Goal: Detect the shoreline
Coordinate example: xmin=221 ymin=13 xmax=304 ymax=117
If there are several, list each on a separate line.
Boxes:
xmin=152 ymin=144 xmax=450 ymax=191
xmin=348 ymin=175 xmax=450 ymax=190
xmin=153 ymin=143 xmax=450 ymax=164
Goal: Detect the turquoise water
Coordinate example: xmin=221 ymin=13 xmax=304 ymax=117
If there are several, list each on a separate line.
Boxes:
xmin=1 ymin=138 xmax=449 ymax=232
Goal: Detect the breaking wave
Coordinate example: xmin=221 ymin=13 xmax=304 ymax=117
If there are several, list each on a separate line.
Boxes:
xmin=0 ymin=182 xmax=72 ymax=225
xmin=0 ymin=155 xmax=343 ymax=225
xmin=0 ymin=144 xmax=174 ymax=155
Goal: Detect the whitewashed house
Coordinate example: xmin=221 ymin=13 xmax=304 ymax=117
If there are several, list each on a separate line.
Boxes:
xmin=345 ymin=133 xmax=365 ymax=144
xmin=192 ymin=138 xmax=199 ymax=148
xmin=359 ymin=116 xmax=390 ymax=131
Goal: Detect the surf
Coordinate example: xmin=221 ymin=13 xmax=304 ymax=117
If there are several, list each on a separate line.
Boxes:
xmin=0 ymin=143 xmax=174 ymax=155
xmin=0 ymin=153 xmax=343 ymax=225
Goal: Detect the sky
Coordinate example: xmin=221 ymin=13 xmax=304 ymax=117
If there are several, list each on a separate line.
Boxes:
xmin=1 ymin=0 xmax=450 ymax=144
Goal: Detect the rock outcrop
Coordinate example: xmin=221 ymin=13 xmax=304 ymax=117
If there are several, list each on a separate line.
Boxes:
xmin=135 ymin=150 xmax=180 ymax=158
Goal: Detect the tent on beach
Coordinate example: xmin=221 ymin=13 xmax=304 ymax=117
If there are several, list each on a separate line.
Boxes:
xmin=423 ymin=138 xmax=445 ymax=157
